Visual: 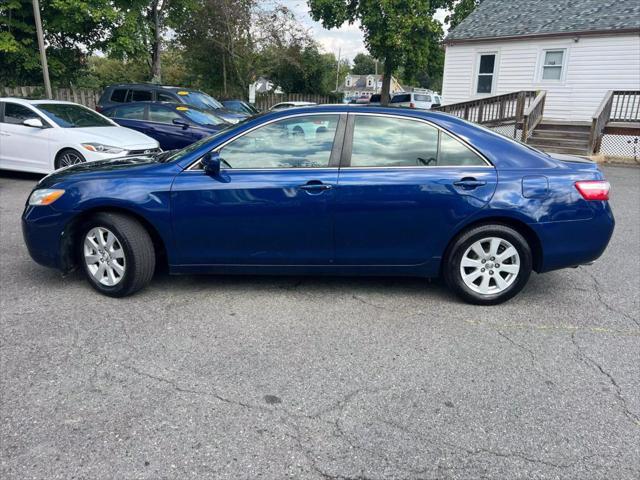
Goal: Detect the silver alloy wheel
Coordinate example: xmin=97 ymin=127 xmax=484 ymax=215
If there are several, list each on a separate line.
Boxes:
xmin=84 ymin=227 xmax=126 ymax=287
xmin=59 ymin=151 xmax=84 ymax=167
xmin=460 ymin=236 xmax=520 ymax=295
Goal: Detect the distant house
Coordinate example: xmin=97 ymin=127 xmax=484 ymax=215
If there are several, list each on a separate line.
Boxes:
xmin=338 ymin=74 xmax=404 ymax=98
xmin=440 ymin=0 xmax=640 ymax=156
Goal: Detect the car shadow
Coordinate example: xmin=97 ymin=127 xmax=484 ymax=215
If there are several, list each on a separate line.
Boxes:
xmin=0 ymin=170 xmax=46 ymax=181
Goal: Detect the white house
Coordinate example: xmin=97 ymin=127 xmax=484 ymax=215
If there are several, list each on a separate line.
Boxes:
xmin=338 ymin=74 xmax=404 ymax=99
xmin=441 ymin=0 xmax=640 ymax=123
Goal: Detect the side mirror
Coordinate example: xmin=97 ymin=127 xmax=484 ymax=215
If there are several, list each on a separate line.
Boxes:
xmin=201 ymin=151 xmax=221 ymax=176
xmin=172 ymin=118 xmax=189 ymax=130
xmin=23 ymin=118 xmax=44 ymax=128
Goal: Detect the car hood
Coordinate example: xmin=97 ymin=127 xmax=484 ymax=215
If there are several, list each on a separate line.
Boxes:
xmin=68 ymin=126 xmax=158 ymax=148
xmin=37 ymin=156 xmax=163 ymax=188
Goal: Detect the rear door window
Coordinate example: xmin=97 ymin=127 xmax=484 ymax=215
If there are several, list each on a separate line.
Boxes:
xmin=114 ymin=104 xmax=146 ymax=119
xmin=414 ymin=94 xmax=432 ymax=102
xmin=349 ymin=115 xmax=439 ymax=167
xmin=110 ymin=89 xmax=128 ymax=103
xmin=348 ymin=114 xmax=487 ymax=168
xmin=130 ymin=90 xmax=152 ymax=102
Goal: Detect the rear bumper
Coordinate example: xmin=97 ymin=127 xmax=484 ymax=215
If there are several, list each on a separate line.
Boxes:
xmin=533 ymin=203 xmax=615 ymax=272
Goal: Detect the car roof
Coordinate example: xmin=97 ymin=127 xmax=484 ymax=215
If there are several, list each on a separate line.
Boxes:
xmin=0 ymin=97 xmax=80 ymax=106
xmin=275 ymin=101 xmax=316 ymax=106
xmin=106 ymin=83 xmax=204 ymax=92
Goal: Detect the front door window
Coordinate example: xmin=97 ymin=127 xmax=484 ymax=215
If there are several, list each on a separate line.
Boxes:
xmin=219 ymin=115 xmax=340 ymax=169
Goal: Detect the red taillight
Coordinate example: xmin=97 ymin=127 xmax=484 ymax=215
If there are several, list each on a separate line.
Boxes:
xmin=95 ymin=105 xmax=103 ymax=112
xmin=575 ymin=180 xmax=610 ymax=201
xmin=409 ymin=102 xmax=416 ymax=108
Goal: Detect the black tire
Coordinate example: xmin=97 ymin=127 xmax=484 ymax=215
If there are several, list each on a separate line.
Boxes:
xmin=55 ymin=148 xmax=86 ymax=170
xmin=78 ymin=212 xmax=155 ymax=297
xmin=443 ymin=224 xmax=532 ymax=305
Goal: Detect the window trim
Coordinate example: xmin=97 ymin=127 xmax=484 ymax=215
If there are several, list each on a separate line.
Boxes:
xmin=474 ymin=52 xmax=498 ymax=95
xmin=538 ymin=48 xmax=567 ymax=83
xmin=185 ymin=112 xmax=347 ymax=171
xmin=341 ymin=112 xmax=493 ymax=169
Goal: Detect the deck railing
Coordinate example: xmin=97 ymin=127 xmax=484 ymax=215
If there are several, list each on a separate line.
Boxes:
xmin=521 ymin=91 xmax=546 ymax=141
xmin=435 ymin=91 xmax=538 ymax=126
xmin=609 ymin=90 xmax=640 ymax=122
xmin=589 ymin=90 xmax=639 ymax=153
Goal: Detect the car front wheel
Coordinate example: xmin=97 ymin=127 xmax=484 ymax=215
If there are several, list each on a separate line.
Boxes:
xmin=79 ymin=212 xmax=155 ymax=297
xmin=444 ymin=224 xmax=532 ymax=305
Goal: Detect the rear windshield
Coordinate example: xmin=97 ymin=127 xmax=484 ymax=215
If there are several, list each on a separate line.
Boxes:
xmin=36 ymin=103 xmax=113 ymax=128
xmin=390 ymin=94 xmax=410 ymax=103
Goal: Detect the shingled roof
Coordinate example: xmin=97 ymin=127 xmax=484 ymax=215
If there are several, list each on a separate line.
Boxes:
xmin=444 ymin=0 xmax=640 ymax=43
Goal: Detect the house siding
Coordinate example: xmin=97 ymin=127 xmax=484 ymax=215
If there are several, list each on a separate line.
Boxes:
xmin=442 ymin=34 xmax=640 ymax=121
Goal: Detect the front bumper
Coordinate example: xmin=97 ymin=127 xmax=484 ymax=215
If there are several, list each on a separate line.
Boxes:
xmin=22 ymin=205 xmax=73 ymax=270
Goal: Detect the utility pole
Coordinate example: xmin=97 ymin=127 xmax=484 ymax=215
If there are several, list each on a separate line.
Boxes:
xmin=32 ymin=0 xmax=52 ymax=99
xmin=335 ymin=48 xmax=341 ymax=92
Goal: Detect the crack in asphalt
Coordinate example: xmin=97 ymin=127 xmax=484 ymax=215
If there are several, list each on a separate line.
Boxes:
xmin=584 ymin=268 xmax=640 ymax=329
xmin=571 ymin=332 xmax=640 ymax=428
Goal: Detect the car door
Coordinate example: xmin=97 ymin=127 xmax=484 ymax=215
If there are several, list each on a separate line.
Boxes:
xmin=0 ymin=102 xmax=51 ymax=172
xmin=147 ymin=104 xmax=195 ymax=150
xmin=333 ymin=113 xmax=497 ymax=268
xmin=171 ymin=113 xmax=345 ymax=266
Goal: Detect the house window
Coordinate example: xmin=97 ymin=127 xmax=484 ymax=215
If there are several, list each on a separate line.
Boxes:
xmin=346 ymin=76 xmax=352 ymax=87
xmin=367 ymin=77 xmax=373 ymax=87
xmin=541 ymin=50 xmax=565 ymax=80
xmin=476 ymin=54 xmax=496 ymax=94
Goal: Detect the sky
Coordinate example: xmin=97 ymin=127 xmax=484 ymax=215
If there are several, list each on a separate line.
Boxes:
xmin=279 ymin=0 xmax=450 ymax=62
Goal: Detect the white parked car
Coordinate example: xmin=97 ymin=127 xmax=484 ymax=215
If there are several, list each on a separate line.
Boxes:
xmin=389 ymin=92 xmax=442 ymax=110
xmin=0 ymin=98 xmax=160 ymax=174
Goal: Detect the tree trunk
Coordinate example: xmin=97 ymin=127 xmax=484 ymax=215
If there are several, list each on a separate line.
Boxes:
xmin=381 ymin=63 xmax=393 ymax=106
xmin=222 ymin=53 xmax=227 ymax=96
xmin=151 ymin=2 xmax=162 ymax=84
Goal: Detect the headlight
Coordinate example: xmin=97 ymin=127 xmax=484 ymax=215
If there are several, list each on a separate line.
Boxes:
xmin=28 ymin=189 xmax=65 ymax=206
xmin=81 ymin=143 xmax=126 ymax=154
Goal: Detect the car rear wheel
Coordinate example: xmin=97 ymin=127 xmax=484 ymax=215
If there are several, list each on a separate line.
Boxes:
xmin=78 ymin=212 xmax=155 ymax=297
xmin=444 ymin=224 xmax=532 ymax=305
xmin=55 ymin=148 xmax=85 ymax=169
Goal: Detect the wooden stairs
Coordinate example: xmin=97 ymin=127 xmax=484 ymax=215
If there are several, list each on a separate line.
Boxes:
xmin=526 ymin=121 xmax=592 ymax=156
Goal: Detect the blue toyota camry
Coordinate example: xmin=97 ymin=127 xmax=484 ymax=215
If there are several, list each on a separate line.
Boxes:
xmin=22 ymin=105 xmax=614 ymax=304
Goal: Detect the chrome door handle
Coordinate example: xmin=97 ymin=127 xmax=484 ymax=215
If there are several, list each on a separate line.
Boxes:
xmin=453 ymin=178 xmax=486 ymax=189
xmin=299 ymin=182 xmax=333 ymax=194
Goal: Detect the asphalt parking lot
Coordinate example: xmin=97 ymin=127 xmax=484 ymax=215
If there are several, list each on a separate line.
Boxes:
xmin=1 ymin=165 xmax=638 ymax=480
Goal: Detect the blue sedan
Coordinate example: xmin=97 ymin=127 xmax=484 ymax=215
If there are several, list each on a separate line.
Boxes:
xmin=101 ymin=102 xmax=228 ymax=150
xmin=22 ymin=106 xmax=614 ymax=304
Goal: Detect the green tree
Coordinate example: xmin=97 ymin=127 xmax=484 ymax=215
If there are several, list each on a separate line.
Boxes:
xmin=308 ymin=0 xmax=453 ymax=104
xmin=351 ymin=53 xmax=378 ymax=75
xmin=445 ymin=0 xmax=483 ymax=29
xmin=0 ymin=0 xmax=119 ymax=85
xmin=107 ymin=0 xmax=195 ymax=83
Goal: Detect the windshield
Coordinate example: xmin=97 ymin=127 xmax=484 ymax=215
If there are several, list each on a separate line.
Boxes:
xmin=36 ymin=103 xmax=113 ymax=128
xmin=182 ymin=108 xmax=225 ymax=126
xmin=178 ymin=91 xmax=223 ymax=110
